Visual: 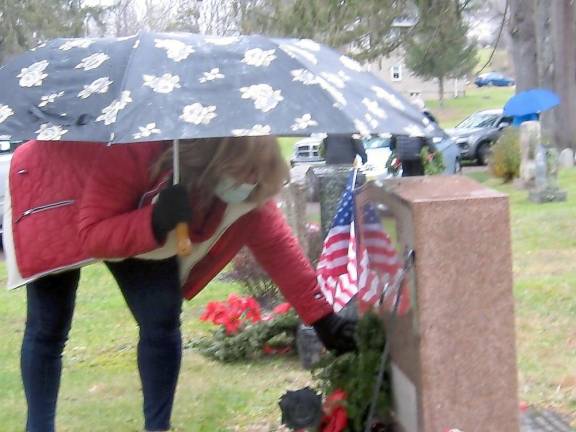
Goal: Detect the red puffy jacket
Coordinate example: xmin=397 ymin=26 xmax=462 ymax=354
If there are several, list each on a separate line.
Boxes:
xmin=8 ymin=140 xmax=332 ymax=324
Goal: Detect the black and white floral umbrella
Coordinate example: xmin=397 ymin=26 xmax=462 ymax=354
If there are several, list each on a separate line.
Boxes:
xmin=0 ymin=32 xmax=437 ymax=143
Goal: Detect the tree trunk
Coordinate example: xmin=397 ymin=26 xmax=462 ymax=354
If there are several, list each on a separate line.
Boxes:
xmin=535 ymin=0 xmax=554 ymax=138
xmin=438 ymin=75 xmax=445 ymax=107
xmin=551 ymin=0 xmax=576 ymax=151
xmin=508 ymin=0 xmax=538 ymax=91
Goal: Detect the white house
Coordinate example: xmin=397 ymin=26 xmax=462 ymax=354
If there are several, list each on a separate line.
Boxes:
xmin=362 ymin=17 xmax=467 ymax=102
xmin=366 ymin=51 xmax=467 ymax=102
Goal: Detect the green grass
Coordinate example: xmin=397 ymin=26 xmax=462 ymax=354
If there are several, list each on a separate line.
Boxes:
xmin=468 ymin=169 xmax=576 ymax=421
xmin=1 ymin=169 xmax=575 ymax=429
xmin=0 ymin=265 xmax=310 ymax=431
xmin=277 ymin=137 xmax=298 ymax=161
xmin=427 ymin=86 xmax=515 ymax=128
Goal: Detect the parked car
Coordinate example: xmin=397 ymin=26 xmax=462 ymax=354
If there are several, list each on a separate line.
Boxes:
xmin=445 ymin=109 xmax=513 ymax=165
xmin=474 ymin=72 xmax=515 ymax=87
xmin=362 ymin=132 xmax=460 ymax=177
xmin=0 ymin=139 xmax=23 ymax=245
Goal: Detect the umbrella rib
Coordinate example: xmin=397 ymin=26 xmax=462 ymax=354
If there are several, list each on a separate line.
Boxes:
xmin=108 ymin=31 xmax=145 ymax=144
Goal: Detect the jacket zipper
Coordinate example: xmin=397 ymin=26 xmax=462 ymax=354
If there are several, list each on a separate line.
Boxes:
xmin=16 ymin=199 xmax=75 ymax=223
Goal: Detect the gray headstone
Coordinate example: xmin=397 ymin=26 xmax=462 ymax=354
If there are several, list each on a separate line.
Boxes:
xmin=529 ymin=145 xmax=567 ymax=203
xmin=558 ymin=148 xmax=574 ymax=169
xmin=519 ymin=121 xmax=541 ymax=188
xmin=308 ymin=165 xmax=354 ymax=237
xmin=278 ymin=182 xmax=309 ymax=255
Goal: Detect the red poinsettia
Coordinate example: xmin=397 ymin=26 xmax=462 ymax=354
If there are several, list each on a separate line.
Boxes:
xmin=199 ymin=302 xmax=227 ymax=323
xmin=199 ymin=294 xmax=263 ymax=335
xmin=320 ymin=389 xmax=348 ymax=432
xmin=244 ymin=297 xmax=262 ymax=322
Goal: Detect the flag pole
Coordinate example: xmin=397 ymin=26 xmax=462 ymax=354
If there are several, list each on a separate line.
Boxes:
xmin=173 ymin=139 xmax=192 ymax=256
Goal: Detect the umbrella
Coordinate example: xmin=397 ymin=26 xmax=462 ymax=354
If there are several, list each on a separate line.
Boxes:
xmin=503 ymin=88 xmax=560 ymax=117
xmin=0 ymin=32 xmax=437 ymax=142
xmin=0 ymin=32 xmax=438 ymax=254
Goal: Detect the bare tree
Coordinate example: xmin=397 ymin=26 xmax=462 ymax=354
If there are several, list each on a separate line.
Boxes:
xmin=508 ymin=0 xmax=576 ymax=150
xmin=101 ymin=0 xmax=202 ymax=35
xmin=198 ymin=0 xmax=241 ymax=35
xmin=550 ymin=0 xmax=576 ymax=150
xmin=534 ymin=0 xmax=554 ymax=135
xmin=106 ymin=0 xmax=140 ymax=36
xmin=508 ymin=0 xmax=538 ymax=91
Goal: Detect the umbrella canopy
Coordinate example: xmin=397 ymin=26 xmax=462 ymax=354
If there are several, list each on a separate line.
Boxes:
xmin=503 ymin=88 xmax=560 ymax=117
xmin=0 ymin=32 xmax=436 ymax=143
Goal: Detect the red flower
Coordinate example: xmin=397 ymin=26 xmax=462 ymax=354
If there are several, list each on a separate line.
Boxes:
xmin=320 ymin=406 xmax=348 ymax=432
xmin=200 ymin=302 xmax=226 ymax=323
xmin=320 ymin=389 xmax=348 ymax=432
xmin=244 ymin=297 xmax=262 ymax=322
xmin=227 ymin=293 xmax=247 ymax=314
xmin=213 ymin=309 xmax=232 ymax=326
xmin=200 ymin=294 xmax=265 ymax=333
xmin=223 ymin=314 xmax=242 ymax=334
xmin=272 ymin=302 xmax=292 ymax=315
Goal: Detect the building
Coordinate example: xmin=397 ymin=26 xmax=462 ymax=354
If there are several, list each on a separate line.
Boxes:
xmin=366 ymin=51 xmax=467 ymax=102
xmin=363 ymin=17 xmax=467 ymax=102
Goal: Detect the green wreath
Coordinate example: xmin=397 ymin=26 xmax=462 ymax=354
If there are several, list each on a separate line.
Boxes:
xmin=420 ymin=146 xmax=445 ymax=175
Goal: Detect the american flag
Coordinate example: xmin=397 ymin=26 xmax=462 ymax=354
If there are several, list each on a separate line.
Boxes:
xmin=316 ymin=171 xmax=406 ymax=313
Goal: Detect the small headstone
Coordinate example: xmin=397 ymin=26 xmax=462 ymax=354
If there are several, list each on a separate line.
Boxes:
xmin=529 ymin=145 xmax=567 ymax=203
xmin=558 ymin=148 xmax=574 ymax=169
xmin=278 ymin=182 xmax=309 ymax=255
xmin=308 ymin=165 xmax=355 ymax=237
xmin=519 ymin=121 xmax=540 ymax=188
xmin=295 ymin=325 xmax=324 ymax=369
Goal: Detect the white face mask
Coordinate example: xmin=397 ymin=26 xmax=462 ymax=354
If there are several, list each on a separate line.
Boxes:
xmin=214 ymin=175 xmax=257 ymax=204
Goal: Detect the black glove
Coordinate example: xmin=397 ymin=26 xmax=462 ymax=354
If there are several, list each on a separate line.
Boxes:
xmin=312 ymin=312 xmax=357 ymax=354
xmin=151 ymin=184 xmax=192 ymax=243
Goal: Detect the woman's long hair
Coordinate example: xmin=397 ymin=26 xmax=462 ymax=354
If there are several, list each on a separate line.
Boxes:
xmin=152 ymin=136 xmax=290 ymax=210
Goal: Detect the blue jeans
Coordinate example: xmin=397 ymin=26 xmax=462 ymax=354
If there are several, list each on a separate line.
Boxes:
xmin=21 ymin=258 xmax=182 ymax=432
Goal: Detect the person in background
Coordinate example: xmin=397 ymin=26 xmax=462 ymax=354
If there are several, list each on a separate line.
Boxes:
xmin=5 ymin=136 xmax=356 ymax=432
xmin=391 ymin=135 xmax=427 ymax=177
xmin=323 ymin=134 xmax=367 ymax=165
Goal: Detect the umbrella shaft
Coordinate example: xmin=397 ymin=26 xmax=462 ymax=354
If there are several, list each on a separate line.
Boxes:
xmin=173 ymin=139 xmax=180 ymax=185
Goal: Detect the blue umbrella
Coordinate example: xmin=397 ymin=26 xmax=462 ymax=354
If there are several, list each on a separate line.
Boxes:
xmin=503 ymin=88 xmax=560 ymax=117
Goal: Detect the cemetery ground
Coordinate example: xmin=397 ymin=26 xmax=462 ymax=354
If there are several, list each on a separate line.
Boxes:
xmin=0 ymin=168 xmax=575 ymax=431
xmin=0 ymin=87 xmax=570 ymax=431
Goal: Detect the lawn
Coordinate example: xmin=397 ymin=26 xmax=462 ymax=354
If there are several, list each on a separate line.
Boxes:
xmin=1 ymin=169 xmax=575 ymax=430
xmin=0 ymin=265 xmax=311 ymax=431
